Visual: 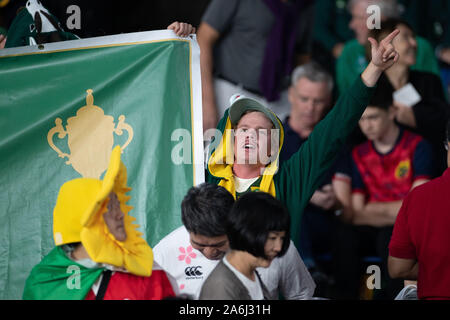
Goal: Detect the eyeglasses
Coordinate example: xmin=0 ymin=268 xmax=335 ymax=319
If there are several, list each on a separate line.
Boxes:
xmin=445 ymin=142 xmax=449 ymax=151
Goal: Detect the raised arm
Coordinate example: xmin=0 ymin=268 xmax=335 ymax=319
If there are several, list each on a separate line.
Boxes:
xmin=278 ymin=30 xmax=400 ymax=242
xmin=197 ymin=22 xmax=221 ymax=133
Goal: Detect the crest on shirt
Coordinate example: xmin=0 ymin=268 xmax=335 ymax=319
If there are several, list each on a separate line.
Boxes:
xmin=395 ymin=159 xmax=411 ymax=180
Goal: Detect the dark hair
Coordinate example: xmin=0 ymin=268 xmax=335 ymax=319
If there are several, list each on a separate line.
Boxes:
xmin=226 ymin=192 xmax=290 ymax=259
xmin=368 ymin=80 xmax=394 ymax=111
xmin=366 ymin=18 xmax=415 ymax=61
xmin=181 ymin=183 xmax=235 ymax=237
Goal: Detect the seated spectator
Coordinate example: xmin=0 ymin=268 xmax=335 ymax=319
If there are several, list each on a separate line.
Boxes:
xmin=336 ymin=0 xmax=440 ymax=96
xmin=368 ymin=18 xmax=450 ymax=175
xmin=199 ymin=192 xmax=291 ymax=300
xmin=280 ymin=62 xmax=352 ymax=293
xmin=154 ymin=183 xmax=315 ymax=300
xmin=23 ymin=146 xmax=175 ymax=300
xmin=389 ymin=119 xmax=450 ymax=300
xmin=332 ymin=83 xmax=434 ymax=299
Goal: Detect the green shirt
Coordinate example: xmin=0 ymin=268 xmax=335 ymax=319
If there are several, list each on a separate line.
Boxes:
xmin=313 ymin=0 xmax=354 ymax=51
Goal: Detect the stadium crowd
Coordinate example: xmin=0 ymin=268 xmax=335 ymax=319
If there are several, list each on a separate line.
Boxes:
xmin=1 ymin=0 xmax=450 ymax=300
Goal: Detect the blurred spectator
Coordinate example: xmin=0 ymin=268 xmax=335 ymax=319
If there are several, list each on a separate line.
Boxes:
xmin=154 ymin=183 xmax=315 ymax=300
xmin=400 ymin=0 xmax=450 ymax=101
xmin=280 ymin=62 xmax=352 ymax=294
xmin=400 ymin=0 xmax=450 ymax=65
xmin=312 ymin=0 xmax=354 ymax=74
xmin=368 ymin=18 xmax=450 ymax=175
xmin=313 ymin=0 xmax=354 ymax=59
xmin=336 ymin=0 xmax=440 ymax=95
xmin=388 ymin=119 xmax=450 ymax=300
xmin=332 ymin=83 xmax=434 ymax=299
xmin=199 ymin=192 xmax=291 ymax=300
xmin=4 ymin=0 xmax=79 ymax=48
xmin=197 ymin=0 xmax=314 ymax=132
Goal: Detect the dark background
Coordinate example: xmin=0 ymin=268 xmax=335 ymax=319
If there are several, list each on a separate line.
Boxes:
xmin=0 ymin=0 xmax=212 ymax=38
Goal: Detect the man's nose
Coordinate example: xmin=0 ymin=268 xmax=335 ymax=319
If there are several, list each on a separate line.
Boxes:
xmin=202 ymin=246 xmax=217 ymax=257
xmin=246 ymin=130 xmax=258 ymax=140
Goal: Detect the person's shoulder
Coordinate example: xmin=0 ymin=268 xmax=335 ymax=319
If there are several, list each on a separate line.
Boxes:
xmin=155 ymin=226 xmax=188 ymax=246
xmin=352 ymin=139 xmax=371 ymax=157
xmin=337 ymin=39 xmax=365 ymax=68
xmin=342 ymin=39 xmax=363 ymax=52
xmin=408 ymin=172 xmax=448 ymax=200
xmin=153 ymin=226 xmax=188 ymax=260
xmin=415 ymin=35 xmax=434 ymax=49
xmin=409 ymin=70 xmax=442 ymax=83
xmin=204 ymin=260 xmax=234 ymax=283
xmin=201 ymin=262 xmax=228 ymax=290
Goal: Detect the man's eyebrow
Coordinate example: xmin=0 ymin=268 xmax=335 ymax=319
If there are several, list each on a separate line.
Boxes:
xmin=191 ymin=239 xmax=227 ymax=247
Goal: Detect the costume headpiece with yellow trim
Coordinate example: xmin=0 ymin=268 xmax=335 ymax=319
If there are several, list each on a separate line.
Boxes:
xmin=52 ymin=146 xmax=153 ymax=277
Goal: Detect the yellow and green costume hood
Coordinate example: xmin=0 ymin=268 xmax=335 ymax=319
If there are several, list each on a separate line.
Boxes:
xmin=207 ymin=96 xmax=284 ymax=198
xmin=52 ymin=145 xmax=153 ymax=277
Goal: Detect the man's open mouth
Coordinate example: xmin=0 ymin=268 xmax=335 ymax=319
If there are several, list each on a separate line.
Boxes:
xmin=244 ymin=143 xmax=256 ymax=150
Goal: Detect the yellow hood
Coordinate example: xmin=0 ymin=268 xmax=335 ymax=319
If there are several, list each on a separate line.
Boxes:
xmin=207 ymin=109 xmax=284 ymax=198
xmin=52 ymin=146 xmax=153 ymax=277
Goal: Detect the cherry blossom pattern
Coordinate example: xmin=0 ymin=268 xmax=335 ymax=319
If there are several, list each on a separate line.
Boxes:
xmin=178 ymin=245 xmax=196 ymax=264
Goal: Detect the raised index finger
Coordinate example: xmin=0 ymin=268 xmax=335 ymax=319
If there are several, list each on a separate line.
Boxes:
xmin=381 ymin=29 xmax=400 ymax=44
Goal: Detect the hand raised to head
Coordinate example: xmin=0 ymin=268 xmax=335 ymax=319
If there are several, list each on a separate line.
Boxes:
xmin=368 ymin=29 xmax=400 ymax=71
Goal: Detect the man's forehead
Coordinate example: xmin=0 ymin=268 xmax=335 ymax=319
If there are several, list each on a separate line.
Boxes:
xmin=189 ymin=232 xmax=227 ymax=245
xmin=295 ymin=77 xmax=329 ymax=91
xmin=361 ymin=106 xmax=387 ymax=117
xmin=236 ymin=111 xmax=273 ymax=128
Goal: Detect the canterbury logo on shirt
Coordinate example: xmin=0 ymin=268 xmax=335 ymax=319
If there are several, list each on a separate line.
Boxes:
xmin=184 ymin=266 xmax=203 ymax=277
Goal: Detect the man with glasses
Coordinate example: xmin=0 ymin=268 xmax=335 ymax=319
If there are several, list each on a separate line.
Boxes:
xmin=153 ymin=183 xmax=315 ymax=300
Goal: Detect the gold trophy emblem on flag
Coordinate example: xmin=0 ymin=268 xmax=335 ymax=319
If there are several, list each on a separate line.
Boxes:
xmin=47 ymin=89 xmax=133 ymax=179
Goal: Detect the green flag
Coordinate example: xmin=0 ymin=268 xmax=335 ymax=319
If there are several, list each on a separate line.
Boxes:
xmin=0 ymin=31 xmax=204 ymax=299
xmin=22 ymin=246 xmax=104 ymax=300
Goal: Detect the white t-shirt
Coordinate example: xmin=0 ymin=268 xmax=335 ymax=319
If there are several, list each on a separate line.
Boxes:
xmin=234 ymin=176 xmax=259 ymax=193
xmin=223 ymin=254 xmax=264 ymax=300
xmin=153 ymin=226 xmax=316 ymax=300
